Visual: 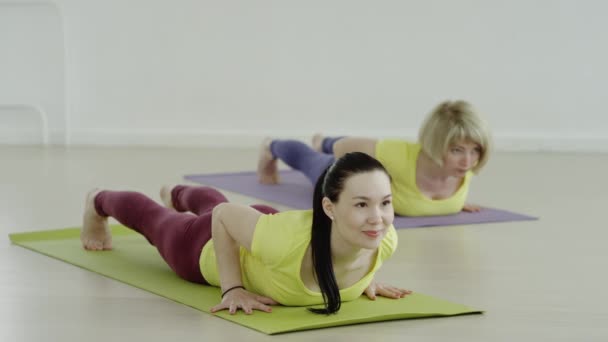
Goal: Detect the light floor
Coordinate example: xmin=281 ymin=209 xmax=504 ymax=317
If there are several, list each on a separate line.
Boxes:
xmin=1 ymin=146 xmax=607 ymax=341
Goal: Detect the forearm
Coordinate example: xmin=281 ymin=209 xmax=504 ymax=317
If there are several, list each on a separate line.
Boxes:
xmin=212 ymin=213 xmax=244 ymax=291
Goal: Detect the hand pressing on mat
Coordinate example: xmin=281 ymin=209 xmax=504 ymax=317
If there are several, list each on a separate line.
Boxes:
xmin=210 ymin=286 xmax=277 ymax=315
xmin=364 ymin=281 xmax=412 ymax=300
xmin=462 ymin=203 xmax=482 ymax=213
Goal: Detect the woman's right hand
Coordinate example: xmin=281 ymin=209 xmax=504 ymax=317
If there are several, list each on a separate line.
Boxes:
xmin=210 ymin=288 xmax=278 ymax=315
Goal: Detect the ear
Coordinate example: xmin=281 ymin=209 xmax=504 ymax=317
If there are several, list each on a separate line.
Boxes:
xmin=321 ymin=197 xmax=335 ymax=221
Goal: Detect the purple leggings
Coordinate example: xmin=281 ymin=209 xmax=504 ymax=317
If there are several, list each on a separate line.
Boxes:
xmin=94 ymin=186 xmax=279 ymax=284
xmin=270 ymin=140 xmax=335 ymax=184
xmin=319 ymin=136 xmax=345 ymax=154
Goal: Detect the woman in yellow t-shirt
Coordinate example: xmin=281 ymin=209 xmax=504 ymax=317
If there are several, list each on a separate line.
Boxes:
xmin=81 ymin=152 xmax=410 ymax=315
xmin=258 ymin=100 xmax=492 ymax=217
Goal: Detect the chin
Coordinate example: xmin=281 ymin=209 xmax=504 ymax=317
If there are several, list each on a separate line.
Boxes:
xmin=358 ymin=237 xmax=384 ymax=250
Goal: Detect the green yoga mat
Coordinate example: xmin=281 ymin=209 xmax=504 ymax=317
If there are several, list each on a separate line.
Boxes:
xmin=9 ymin=225 xmax=482 ymax=334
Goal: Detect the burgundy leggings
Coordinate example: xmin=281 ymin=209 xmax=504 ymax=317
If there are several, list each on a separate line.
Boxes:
xmin=94 ymin=185 xmax=279 ymax=284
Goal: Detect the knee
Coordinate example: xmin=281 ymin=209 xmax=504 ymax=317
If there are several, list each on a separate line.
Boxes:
xmin=211 ymin=203 xmax=228 ymax=236
xmin=212 ymin=202 xmax=229 ymax=220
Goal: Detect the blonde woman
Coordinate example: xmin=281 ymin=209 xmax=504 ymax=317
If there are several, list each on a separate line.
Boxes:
xmin=258 ymin=100 xmax=492 ymax=217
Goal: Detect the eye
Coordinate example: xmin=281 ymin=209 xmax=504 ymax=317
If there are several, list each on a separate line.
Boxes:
xmin=382 ymin=200 xmax=392 ymax=206
xmin=355 ymin=202 xmax=367 ymax=208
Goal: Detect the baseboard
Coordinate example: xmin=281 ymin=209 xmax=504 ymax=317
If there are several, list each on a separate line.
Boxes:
xmin=2 ymin=128 xmax=606 ymax=153
xmin=494 ymin=134 xmax=608 ymax=153
xmin=67 ymin=129 xmax=290 ymax=148
xmin=57 ymin=129 xmax=608 ymax=153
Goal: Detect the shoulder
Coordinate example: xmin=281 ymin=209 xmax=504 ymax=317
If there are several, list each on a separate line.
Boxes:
xmin=376 ymin=139 xmax=418 ymax=156
xmin=255 ymin=210 xmax=312 ymax=229
xmin=251 ymin=210 xmax=312 ymax=265
xmin=459 ymin=171 xmax=474 ymax=191
xmin=379 ymin=225 xmax=398 ymax=259
xmin=375 ymin=140 xmax=420 ymax=172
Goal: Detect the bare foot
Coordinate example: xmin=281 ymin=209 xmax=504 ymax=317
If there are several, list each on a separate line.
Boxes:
xmin=257 ymin=138 xmax=280 ymax=184
xmin=160 ymin=185 xmax=175 ymax=210
xmin=81 ymin=189 xmax=112 ymax=251
xmin=312 ymin=133 xmax=324 ymax=152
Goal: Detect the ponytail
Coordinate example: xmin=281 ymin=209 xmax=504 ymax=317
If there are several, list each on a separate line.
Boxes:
xmin=307 ymin=152 xmax=389 ymax=314
xmin=308 ymin=168 xmax=341 ymax=314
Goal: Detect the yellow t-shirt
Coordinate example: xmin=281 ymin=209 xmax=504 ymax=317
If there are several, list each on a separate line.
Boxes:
xmin=199 ymin=210 xmax=398 ymax=306
xmin=375 ymin=139 xmax=472 ymax=216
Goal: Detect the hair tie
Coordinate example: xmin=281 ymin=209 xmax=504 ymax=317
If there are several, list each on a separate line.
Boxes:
xmin=221 ymin=285 xmax=245 ymax=298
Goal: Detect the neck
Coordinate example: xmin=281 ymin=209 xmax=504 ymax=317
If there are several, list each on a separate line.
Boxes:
xmin=329 ymin=224 xmax=369 ymax=266
xmin=418 ymin=150 xmax=450 ymax=181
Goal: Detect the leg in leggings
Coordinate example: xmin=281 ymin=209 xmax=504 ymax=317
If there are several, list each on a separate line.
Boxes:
xmin=320 ymin=136 xmax=345 ymax=154
xmin=170 ymin=185 xmax=279 ymax=216
xmin=94 ymin=187 xmax=278 ymax=284
xmin=270 ymin=140 xmax=335 ymax=184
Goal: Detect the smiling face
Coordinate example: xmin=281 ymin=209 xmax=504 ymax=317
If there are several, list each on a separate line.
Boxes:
xmin=442 ymin=140 xmax=482 ymax=177
xmin=323 ymin=170 xmax=394 ymax=250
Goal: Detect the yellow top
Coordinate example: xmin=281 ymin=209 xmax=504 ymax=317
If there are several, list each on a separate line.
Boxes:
xmin=199 ymin=210 xmax=398 ymax=306
xmin=375 ymin=139 xmax=472 ymax=216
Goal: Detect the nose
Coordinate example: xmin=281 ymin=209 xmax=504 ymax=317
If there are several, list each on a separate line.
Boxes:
xmin=461 ymin=152 xmax=474 ymax=168
xmin=367 ymin=207 xmax=383 ymax=224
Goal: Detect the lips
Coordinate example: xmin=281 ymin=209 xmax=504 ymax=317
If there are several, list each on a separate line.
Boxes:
xmin=363 ymin=230 xmax=382 ymax=238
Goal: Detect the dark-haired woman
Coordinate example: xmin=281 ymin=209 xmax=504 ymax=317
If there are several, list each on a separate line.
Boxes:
xmin=81 ymin=152 xmax=411 ymax=315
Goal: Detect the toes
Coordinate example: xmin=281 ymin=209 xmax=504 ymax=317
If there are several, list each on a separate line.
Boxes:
xmin=83 ymin=239 xmax=99 ymax=250
xmin=81 ymin=234 xmax=111 ymax=251
xmin=90 ymin=240 xmax=102 ymax=250
xmin=103 ymin=239 xmax=113 ymax=250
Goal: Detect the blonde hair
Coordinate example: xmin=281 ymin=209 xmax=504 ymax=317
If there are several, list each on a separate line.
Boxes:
xmin=418 ymin=100 xmax=492 ymax=173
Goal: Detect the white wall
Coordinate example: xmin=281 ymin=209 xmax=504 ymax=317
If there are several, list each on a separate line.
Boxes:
xmin=2 ymin=0 xmax=607 ymax=151
xmin=0 ymin=2 xmax=65 ymax=144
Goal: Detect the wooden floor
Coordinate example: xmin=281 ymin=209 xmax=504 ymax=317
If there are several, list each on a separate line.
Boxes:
xmin=1 ymin=145 xmax=607 ymax=341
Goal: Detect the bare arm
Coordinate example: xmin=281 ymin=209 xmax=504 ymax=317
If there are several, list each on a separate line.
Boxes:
xmin=210 ymin=203 xmax=277 ymax=314
xmin=333 ymin=137 xmax=378 ymax=158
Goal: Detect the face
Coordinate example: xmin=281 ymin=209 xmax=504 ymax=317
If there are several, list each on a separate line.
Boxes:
xmin=442 ymin=140 xmax=481 ymax=177
xmin=323 ymin=170 xmax=394 ymax=250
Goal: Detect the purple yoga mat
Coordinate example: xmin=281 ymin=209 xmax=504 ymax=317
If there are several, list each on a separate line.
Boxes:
xmin=184 ymin=170 xmax=537 ymax=228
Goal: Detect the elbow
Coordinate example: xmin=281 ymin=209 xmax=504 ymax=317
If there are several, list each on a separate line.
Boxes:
xmin=211 ymin=203 xmax=229 ymax=236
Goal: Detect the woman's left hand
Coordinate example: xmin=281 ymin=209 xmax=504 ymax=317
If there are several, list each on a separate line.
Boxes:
xmin=364 ymin=281 xmax=412 ymax=300
xmin=462 ymin=203 xmax=481 ymax=212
